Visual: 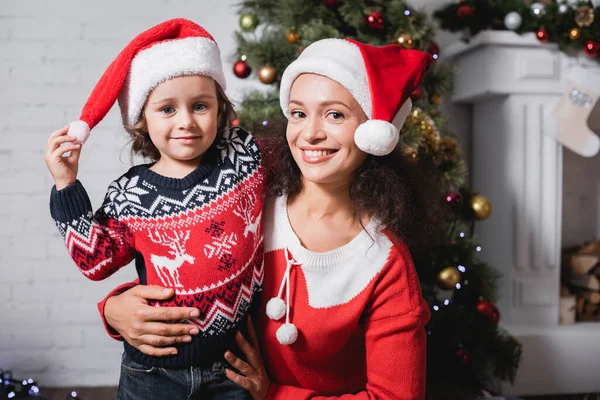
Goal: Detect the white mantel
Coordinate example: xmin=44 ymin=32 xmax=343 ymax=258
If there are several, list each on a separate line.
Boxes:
xmin=444 ymin=31 xmax=600 ymax=395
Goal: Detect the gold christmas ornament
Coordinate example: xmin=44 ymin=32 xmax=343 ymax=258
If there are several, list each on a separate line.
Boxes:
xmin=437 ymin=266 xmax=462 ymax=289
xmin=239 ymin=13 xmax=259 ymax=32
xmin=575 ymin=6 xmax=594 ymax=27
xmin=287 ymin=27 xmax=301 ymax=44
xmin=258 ymin=65 xmax=277 ymax=84
xmin=397 ymin=33 xmax=415 ymax=49
xmin=569 ymin=28 xmax=581 ymax=40
xmin=471 ymin=194 xmax=492 ymax=220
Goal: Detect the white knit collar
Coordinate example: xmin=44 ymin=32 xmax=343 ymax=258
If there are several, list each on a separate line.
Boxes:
xmin=272 ymin=194 xmax=382 ymax=268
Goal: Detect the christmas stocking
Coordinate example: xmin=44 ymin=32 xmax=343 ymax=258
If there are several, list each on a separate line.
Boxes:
xmin=555 ymin=65 xmax=600 ymax=158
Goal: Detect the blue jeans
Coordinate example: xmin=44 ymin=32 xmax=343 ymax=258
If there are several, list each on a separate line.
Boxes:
xmin=117 ymin=352 xmax=251 ymax=400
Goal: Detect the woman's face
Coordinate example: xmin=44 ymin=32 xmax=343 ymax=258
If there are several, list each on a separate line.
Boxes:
xmin=286 ymin=73 xmax=369 ymax=187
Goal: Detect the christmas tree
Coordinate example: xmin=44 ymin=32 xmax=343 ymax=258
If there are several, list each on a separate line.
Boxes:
xmin=231 ymin=0 xmax=522 ymax=397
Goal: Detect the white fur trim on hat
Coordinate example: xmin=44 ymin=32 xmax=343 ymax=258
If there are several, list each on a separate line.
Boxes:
xmin=120 ymin=36 xmax=226 ymax=126
xmin=280 ymin=38 xmax=371 ymax=119
xmin=354 ymin=120 xmax=399 ymax=156
xmin=68 ymin=120 xmax=91 ymax=145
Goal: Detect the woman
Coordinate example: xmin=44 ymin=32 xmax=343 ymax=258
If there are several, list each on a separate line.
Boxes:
xmin=101 ymin=38 xmax=441 ymax=399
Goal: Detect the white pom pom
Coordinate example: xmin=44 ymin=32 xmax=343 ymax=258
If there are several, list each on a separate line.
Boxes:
xmin=266 ymin=297 xmax=286 ymax=320
xmin=276 ymin=323 xmax=298 ymax=345
xmin=68 ymin=120 xmax=91 ymax=145
xmin=354 ymin=120 xmax=399 ymax=156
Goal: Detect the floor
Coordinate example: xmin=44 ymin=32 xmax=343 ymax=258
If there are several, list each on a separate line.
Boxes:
xmin=38 ymin=388 xmax=597 ymax=400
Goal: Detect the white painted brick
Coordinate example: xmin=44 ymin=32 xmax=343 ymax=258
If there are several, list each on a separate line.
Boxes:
xmin=46 ymin=41 xmax=122 ymax=62
xmin=1 ymin=216 xmax=25 ymax=236
xmin=47 ymin=0 xmax=170 ymax=19
xmin=4 ymin=234 xmax=48 ymax=260
xmin=0 ymin=19 xmax=10 ymax=39
xmin=0 ymin=106 xmax=66 ymax=129
xmin=50 ymin=326 xmax=85 ymax=349
xmin=82 ymin=19 xmax=161 ymax=41
xmin=0 ymin=350 xmax=51 ymax=373
xmin=10 ymin=18 xmax=83 ymax=41
xmin=36 ymin=367 xmax=120 ymax=387
xmin=0 ymin=330 xmax=53 ymax=350
xmin=48 ymin=302 xmax=103 ymax=324
xmin=0 ymin=304 xmax=48 ymax=325
xmin=24 ymin=218 xmax=57 ymax=236
xmin=0 ymin=170 xmax=51 ymax=194
xmin=0 ymin=42 xmax=46 ymax=61
xmin=0 ymin=263 xmax=34 ymax=283
xmin=0 ymin=85 xmax=88 ymax=106
xmin=0 ymin=1 xmax=48 ymax=17
xmin=12 ymin=282 xmax=84 ymax=303
xmin=83 ymin=325 xmax=122 ymax=347
xmin=0 ymin=286 xmax=11 ymax=302
xmin=10 ymin=61 xmax=83 ymax=85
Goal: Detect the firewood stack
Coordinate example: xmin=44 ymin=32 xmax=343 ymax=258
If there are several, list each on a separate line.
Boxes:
xmin=562 ymin=240 xmax=600 ymax=322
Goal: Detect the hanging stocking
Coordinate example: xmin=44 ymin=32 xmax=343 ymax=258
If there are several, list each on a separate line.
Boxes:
xmin=555 ymin=65 xmax=600 ymax=158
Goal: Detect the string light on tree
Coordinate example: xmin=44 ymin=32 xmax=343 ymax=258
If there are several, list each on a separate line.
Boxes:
xmin=584 ymin=41 xmax=600 ymax=58
xmin=445 ymin=192 xmax=462 ymax=209
xmin=427 ymin=41 xmax=440 ymax=60
xmin=569 ymin=28 xmax=581 ymax=40
xmin=536 ymin=26 xmax=549 ymax=42
xmin=530 ymin=3 xmax=547 ymax=18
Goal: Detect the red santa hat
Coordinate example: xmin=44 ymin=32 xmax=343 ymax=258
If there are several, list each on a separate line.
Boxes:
xmin=279 ymin=38 xmax=431 ymax=156
xmin=68 ymin=18 xmax=226 ymax=144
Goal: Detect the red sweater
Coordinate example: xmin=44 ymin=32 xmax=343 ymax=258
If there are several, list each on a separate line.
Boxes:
xmin=99 ymin=194 xmax=429 ymax=398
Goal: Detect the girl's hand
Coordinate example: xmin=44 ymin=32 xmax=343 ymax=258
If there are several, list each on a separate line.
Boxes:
xmin=224 ymin=316 xmax=270 ymax=400
xmin=45 ymin=125 xmax=81 ymax=190
xmin=104 ymin=285 xmax=201 ymax=357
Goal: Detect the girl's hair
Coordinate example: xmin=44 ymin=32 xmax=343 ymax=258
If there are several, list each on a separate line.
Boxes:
xmin=262 ymin=127 xmax=448 ymax=248
xmin=125 ymin=79 xmax=236 ymax=161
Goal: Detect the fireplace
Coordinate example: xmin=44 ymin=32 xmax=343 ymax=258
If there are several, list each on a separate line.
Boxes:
xmin=445 ymin=31 xmax=600 ymax=395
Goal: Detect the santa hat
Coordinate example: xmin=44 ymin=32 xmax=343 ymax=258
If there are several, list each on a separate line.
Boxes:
xmin=68 ymin=18 xmax=226 ymax=144
xmin=279 ymin=38 xmax=431 ymax=156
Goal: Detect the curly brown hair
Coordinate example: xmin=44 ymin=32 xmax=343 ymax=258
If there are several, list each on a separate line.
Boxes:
xmin=262 ymin=127 xmax=448 ymax=249
xmin=125 ymin=80 xmax=236 ymax=161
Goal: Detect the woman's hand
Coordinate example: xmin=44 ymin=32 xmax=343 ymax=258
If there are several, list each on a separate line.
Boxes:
xmin=44 ymin=125 xmax=81 ymax=190
xmin=224 ymin=316 xmax=270 ymax=400
xmin=104 ymin=285 xmax=201 ymax=356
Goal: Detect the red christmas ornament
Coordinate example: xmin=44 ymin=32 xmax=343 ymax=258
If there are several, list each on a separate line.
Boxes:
xmin=456 ymin=347 xmax=469 ymax=363
xmin=232 ymin=119 xmax=240 ymax=127
xmin=233 ymin=59 xmax=252 ymax=79
xmin=322 ymin=0 xmax=340 ymax=9
xmin=584 ymin=41 xmax=600 ymax=58
xmin=476 ymin=299 xmax=500 ymax=323
xmin=428 ymin=41 xmax=440 ymax=60
xmin=445 ymin=192 xmax=462 ymax=209
xmin=410 ymin=86 xmax=422 ymax=101
xmin=536 ymin=27 xmax=549 ymax=43
xmin=366 ymin=11 xmax=384 ymax=30
xmin=456 ymin=5 xmax=474 ymax=18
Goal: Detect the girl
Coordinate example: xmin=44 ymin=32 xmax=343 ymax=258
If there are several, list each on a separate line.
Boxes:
xmin=100 ymin=38 xmax=441 ymax=399
xmin=44 ymin=19 xmax=263 ymax=400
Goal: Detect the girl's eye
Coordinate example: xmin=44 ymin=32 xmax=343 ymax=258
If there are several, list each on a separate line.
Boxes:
xmin=161 ymin=106 xmax=175 ymax=115
xmin=193 ymin=103 xmax=207 ymax=112
xmin=327 ymin=111 xmax=344 ymax=120
xmin=291 ymin=111 xmax=306 ymax=119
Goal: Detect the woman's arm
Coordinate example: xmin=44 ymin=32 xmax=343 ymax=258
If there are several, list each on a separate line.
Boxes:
xmin=99 ymin=282 xmax=201 ymax=356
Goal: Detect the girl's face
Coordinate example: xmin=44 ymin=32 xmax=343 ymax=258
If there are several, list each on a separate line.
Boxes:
xmin=144 ymin=75 xmax=219 ymax=169
xmin=286 ymin=73 xmax=369 ymax=187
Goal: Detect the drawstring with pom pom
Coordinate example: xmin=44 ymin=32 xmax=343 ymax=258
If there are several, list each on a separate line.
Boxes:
xmin=265 ymin=247 xmax=300 ymax=345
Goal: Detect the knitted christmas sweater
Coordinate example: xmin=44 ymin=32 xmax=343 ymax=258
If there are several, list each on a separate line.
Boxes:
xmin=258 ymin=195 xmax=429 ymax=400
xmin=99 ymin=194 xmax=429 ymax=398
xmin=51 ymin=127 xmax=264 ymax=368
